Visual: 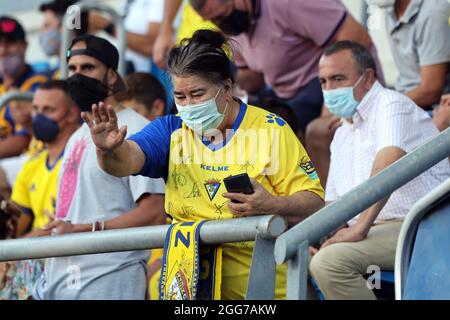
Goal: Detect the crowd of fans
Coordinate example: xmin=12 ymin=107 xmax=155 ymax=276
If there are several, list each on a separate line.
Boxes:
xmin=0 ymin=0 xmax=449 ymax=300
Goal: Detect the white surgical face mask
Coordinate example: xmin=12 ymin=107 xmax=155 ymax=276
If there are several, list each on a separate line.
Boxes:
xmin=322 ymin=74 xmax=365 ymax=119
xmin=365 ymin=0 xmax=396 ymax=8
xmin=175 ymin=88 xmax=228 ymax=133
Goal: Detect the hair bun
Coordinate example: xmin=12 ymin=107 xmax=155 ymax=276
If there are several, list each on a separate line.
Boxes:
xmin=189 ymin=29 xmax=227 ymax=50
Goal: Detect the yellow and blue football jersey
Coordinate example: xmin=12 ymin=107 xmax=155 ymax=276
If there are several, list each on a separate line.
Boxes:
xmin=0 ymin=65 xmax=48 ymax=139
xmin=11 ymin=150 xmax=63 ymax=230
xmin=129 ymin=102 xmax=324 ymax=299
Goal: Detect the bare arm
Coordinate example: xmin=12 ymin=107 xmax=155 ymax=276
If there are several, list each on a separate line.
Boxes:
xmin=273 ymin=191 xmax=325 ymax=226
xmin=320 ymin=146 xmax=406 ymax=247
xmin=126 ymin=23 xmax=161 ymax=57
xmin=0 ymin=135 xmax=30 ymax=159
xmin=40 ymin=193 xmax=167 ymax=236
xmin=89 ymin=12 xmax=160 ymax=57
xmin=406 ymin=64 xmax=448 ymax=108
xmin=352 ymin=146 xmax=406 ymax=235
xmin=153 ymin=0 xmax=183 ymax=68
xmin=236 ymin=69 xmax=266 ymax=94
xmin=81 ymin=102 xmax=146 ymax=177
xmin=223 ymin=178 xmax=324 ymax=226
xmin=333 ymin=14 xmax=372 ymax=49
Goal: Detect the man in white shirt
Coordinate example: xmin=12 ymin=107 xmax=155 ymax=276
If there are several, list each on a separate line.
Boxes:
xmin=309 ymin=40 xmax=450 ymax=300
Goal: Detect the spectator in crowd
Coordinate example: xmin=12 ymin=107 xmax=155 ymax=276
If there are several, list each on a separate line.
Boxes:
xmin=308 ymin=41 xmax=450 ymax=300
xmin=0 ymin=16 xmax=48 ymax=159
xmin=89 ymin=0 xmax=164 ymax=73
xmin=116 ymin=71 xmax=168 ymax=300
xmin=89 ymin=0 xmax=175 ymax=110
xmin=153 ymin=0 xmax=217 ymax=68
xmin=38 ymin=0 xmax=87 ymax=78
xmin=33 ymin=35 xmax=166 ymax=300
xmin=0 ymin=196 xmax=43 ymax=300
xmin=118 ymin=72 xmax=166 ymax=121
xmin=434 ymin=93 xmax=450 ymax=132
xmin=84 ymin=29 xmax=324 ymax=299
xmin=11 ymin=80 xmax=80 ymax=237
xmin=371 ymin=0 xmax=450 ymax=110
xmin=189 ymin=0 xmax=384 ymax=138
xmin=187 ymin=0 xmax=385 ymax=188
xmin=0 ymin=96 xmax=44 ymax=196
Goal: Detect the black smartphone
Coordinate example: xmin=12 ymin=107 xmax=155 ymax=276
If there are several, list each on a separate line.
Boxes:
xmin=223 ymin=173 xmax=255 ymax=201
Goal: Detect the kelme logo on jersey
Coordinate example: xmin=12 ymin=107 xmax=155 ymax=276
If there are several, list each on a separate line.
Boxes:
xmin=204 ymin=179 xmax=221 ymax=201
xmin=300 ymin=156 xmax=319 ymax=181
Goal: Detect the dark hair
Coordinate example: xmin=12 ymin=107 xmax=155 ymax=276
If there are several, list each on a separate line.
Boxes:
xmin=39 ymin=79 xmax=69 ymax=94
xmin=167 ymin=29 xmax=234 ymax=86
xmin=38 ymin=79 xmax=76 ymax=105
xmin=323 ymin=40 xmax=377 ymax=77
xmin=117 ymin=72 xmax=167 ymax=111
xmin=258 ymin=97 xmax=299 ymax=133
xmin=0 ymin=196 xmax=21 ymax=240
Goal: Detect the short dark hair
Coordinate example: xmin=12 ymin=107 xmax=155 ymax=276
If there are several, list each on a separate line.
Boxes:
xmin=38 ymin=80 xmax=76 ymax=105
xmin=323 ymin=40 xmax=377 ymax=77
xmin=39 ymin=79 xmax=69 ymax=94
xmin=118 ymin=72 xmax=167 ymax=111
xmin=167 ymin=29 xmax=234 ymax=86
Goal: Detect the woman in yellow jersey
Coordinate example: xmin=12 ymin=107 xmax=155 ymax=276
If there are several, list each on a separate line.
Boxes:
xmin=83 ymin=30 xmax=324 ymax=299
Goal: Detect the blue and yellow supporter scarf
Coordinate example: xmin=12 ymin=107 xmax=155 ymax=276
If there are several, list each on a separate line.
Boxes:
xmin=159 ymin=221 xmax=222 ymax=300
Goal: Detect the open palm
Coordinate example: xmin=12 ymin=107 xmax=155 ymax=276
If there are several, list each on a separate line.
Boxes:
xmin=81 ymin=102 xmax=127 ymax=152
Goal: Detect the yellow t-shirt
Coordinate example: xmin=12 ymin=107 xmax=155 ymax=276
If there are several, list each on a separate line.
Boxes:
xmin=130 ymin=103 xmax=324 ymax=299
xmin=176 ymin=2 xmax=217 ymax=42
xmin=11 ymin=150 xmax=63 ymax=230
xmin=25 ymin=138 xmax=45 ymax=158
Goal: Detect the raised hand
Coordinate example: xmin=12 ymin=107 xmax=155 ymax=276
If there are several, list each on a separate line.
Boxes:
xmin=81 ymin=102 xmax=127 ymax=152
xmin=153 ymin=28 xmax=174 ymax=69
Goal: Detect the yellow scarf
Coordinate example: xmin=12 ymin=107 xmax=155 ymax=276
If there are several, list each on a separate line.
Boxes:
xmin=159 ymin=221 xmax=222 ymax=300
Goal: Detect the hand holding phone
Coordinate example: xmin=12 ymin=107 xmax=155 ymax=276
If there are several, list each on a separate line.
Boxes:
xmin=223 ymin=173 xmax=254 ymax=203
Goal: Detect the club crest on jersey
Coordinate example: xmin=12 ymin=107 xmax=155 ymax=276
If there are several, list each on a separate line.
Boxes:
xmin=300 ymin=156 xmax=319 ymax=181
xmin=204 ymin=179 xmax=221 ymax=201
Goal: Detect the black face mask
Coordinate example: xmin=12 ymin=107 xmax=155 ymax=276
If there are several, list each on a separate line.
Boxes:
xmin=67 ymin=73 xmax=109 ymax=112
xmin=218 ymin=9 xmax=252 ymax=36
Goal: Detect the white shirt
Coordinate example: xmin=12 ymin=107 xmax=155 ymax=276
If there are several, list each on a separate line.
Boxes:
xmin=326 ymin=81 xmax=450 ymax=226
xmin=123 ymin=0 xmax=164 ymax=72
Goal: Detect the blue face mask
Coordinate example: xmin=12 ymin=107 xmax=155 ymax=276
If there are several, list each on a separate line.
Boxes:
xmin=176 ymin=88 xmax=228 ymax=133
xmin=32 ymin=114 xmax=60 ymax=143
xmin=323 ymin=74 xmax=365 ymax=119
xmin=39 ymin=28 xmax=61 ymax=57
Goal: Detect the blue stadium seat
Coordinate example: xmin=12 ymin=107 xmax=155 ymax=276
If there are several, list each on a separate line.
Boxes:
xmin=401 ymin=193 xmax=450 ymax=299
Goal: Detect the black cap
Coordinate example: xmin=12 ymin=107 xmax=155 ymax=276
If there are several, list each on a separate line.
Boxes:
xmin=39 ymin=0 xmax=79 ymax=16
xmin=0 ymin=16 xmax=26 ymax=41
xmin=67 ymin=35 xmax=119 ymax=71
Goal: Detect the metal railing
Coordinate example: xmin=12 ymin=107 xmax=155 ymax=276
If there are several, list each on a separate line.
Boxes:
xmin=0 ymin=91 xmax=34 ymax=110
xmin=60 ymin=1 xmax=127 ymax=78
xmin=0 ymin=215 xmax=286 ymax=300
xmin=275 ymin=127 xmax=450 ymax=300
